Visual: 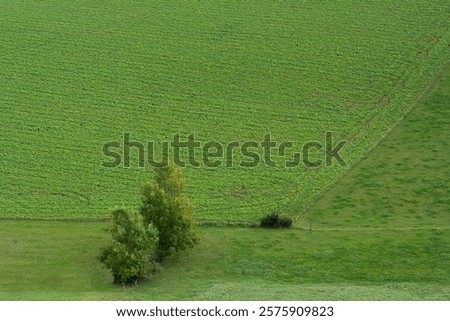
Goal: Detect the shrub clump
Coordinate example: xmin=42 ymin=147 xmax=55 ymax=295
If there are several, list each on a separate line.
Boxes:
xmin=260 ymin=212 xmax=293 ymax=228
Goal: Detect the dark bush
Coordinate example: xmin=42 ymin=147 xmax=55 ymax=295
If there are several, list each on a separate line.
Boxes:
xmin=278 ymin=216 xmax=293 ymax=228
xmin=260 ymin=212 xmax=292 ymax=228
xmin=260 ymin=212 xmax=279 ymax=228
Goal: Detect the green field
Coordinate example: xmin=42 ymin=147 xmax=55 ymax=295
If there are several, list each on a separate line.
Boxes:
xmin=1 ymin=0 xmax=449 ymax=221
xmin=304 ymin=63 xmax=450 ymax=230
xmin=0 ymin=0 xmax=449 ymax=300
xmin=0 ymin=222 xmax=449 ymax=300
xmin=1 ymin=54 xmax=449 ymax=302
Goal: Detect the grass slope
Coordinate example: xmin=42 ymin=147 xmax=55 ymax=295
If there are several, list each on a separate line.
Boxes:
xmin=0 ymin=221 xmax=448 ymax=300
xmin=1 ymin=0 xmax=449 ymax=221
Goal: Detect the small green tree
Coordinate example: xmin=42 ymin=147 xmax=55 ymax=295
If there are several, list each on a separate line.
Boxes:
xmin=140 ymin=162 xmax=199 ymax=261
xmin=98 ymin=207 xmax=157 ymax=285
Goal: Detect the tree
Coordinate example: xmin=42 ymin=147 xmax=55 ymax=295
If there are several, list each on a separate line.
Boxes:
xmin=140 ymin=162 xmax=199 ymax=261
xmin=98 ymin=207 xmax=157 ymax=285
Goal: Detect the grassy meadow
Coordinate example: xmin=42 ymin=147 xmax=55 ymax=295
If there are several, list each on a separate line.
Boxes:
xmin=0 ymin=0 xmax=449 ymax=300
xmin=0 ymin=221 xmax=448 ymax=300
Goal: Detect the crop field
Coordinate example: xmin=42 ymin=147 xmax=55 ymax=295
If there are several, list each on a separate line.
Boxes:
xmin=1 ymin=0 xmax=449 ymax=221
xmin=1 ymin=61 xmax=448 ymax=301
xmin=0 ymin=0 xmax=449 ymax=301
